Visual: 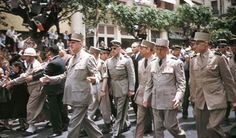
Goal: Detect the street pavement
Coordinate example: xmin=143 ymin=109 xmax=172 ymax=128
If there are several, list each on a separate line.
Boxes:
xmin=0 ymin=104 xmax=236 ymax=138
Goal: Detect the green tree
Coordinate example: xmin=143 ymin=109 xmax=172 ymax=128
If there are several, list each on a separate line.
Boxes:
xmin=172 ymin=4 xmax=212 ymax=42
xmin=109 ymin=3 xmax=174 ymax=39
xmin=209 ymin=7 xmax=236 ymax=44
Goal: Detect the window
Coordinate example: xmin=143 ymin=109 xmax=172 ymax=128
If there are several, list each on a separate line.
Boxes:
xmin=232 ymin=0 xmax=236 ymax=6
xmin=120 ymin=28 xmax=128 ymax=35
xmin=107 ymin=26 xmax=114 ymax=34
xmin=211 ymin=1 xmax=218 ymax=14
xmin=151 ymin=30 xmax=160 ymax=42
xmin=165 ymin=2 xmax=174 ymax=10
xmin=98 ymin=25 xmax=105 ymax=34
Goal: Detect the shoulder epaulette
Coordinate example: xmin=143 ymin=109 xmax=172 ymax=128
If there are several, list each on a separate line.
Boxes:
xmin=123 ymin=54 xmax=129 ymax=58
xmin=151 ymin=57 xmax=157 ymax=61
xmin=191 ymin=54 xmax=197 ymax=59
xmin=214 ymin=51 xmax=222 ymax=56
xmin=171 ymin=56 xmax=178 ymax=60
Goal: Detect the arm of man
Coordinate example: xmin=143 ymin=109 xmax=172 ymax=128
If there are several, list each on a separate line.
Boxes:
xmin=219 ymin=56 xmax=236 ymax=102
xmin=86 ymin=55 xmax=101 ymax=84
xmin=189 ymin=57 xmax=196 ymax=103
xmin=174 ymin=61 xmax=186 ymax=100
xmin=143 ymin=66 xmax=153 ymax=107
xmin=173 ymin=61 xmax=186 ymax=108
xmin=126 ymin=57 xmax=136 ymax=96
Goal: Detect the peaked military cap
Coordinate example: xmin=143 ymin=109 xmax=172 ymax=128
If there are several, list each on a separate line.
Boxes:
xmin=156 ymin=38 xmax=169 ymax=47
xmin=70 ymin=32 xmax=83 ymax=42
xmin=172 ymin=45 xmax=182 ymax=50
xmin=89 ymin=46 xmax=101 ymax=54
xmin=194 ymin=32 xmax=210 ymax=42
xmin=110 ymin=40 xmax=121 ymax=47
xmin=140 ymin=40 xmax=155 ymax=49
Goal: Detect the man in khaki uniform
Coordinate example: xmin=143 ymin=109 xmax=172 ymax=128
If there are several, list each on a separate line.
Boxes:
xmin=134 ymin=40 xmax=155 ymax=138
xmin=143 ymin=38 xmax=186 ymax=138
xmin=7 ymin=48 xmax=45 ymax=136
xmin=229 ymin=38 xmax=236 ymax=81
xmin=106 ymin=40 xmax=135 ymax=138
xmin=189 ymin=32 xmax=236 ymax=138
xmin=40 ymin=33 xmax=103 ymax=138
xmin=99 ymin=47 xmax=113 ymax=133
xmin=228 ymin=38 xmax=236 ymax=118
xmin=88 ymin=46 xmax=102 ymax=120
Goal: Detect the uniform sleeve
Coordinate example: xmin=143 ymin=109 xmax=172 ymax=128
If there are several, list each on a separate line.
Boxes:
xmin=143 ymin=64 xmax=153 ymax=103
xmin=87 ymin=55 xmax=101 ymax=83
xmin=174 ymin=60 xmax=186 ymax=101
xmin=100 ymin=61 xmax=108 ymax=91
xmin=219 ymin=56 xmax=236 ymax=102
xmin=189 ymin=58 xmax=196 ymax=102
xmin=126 ymin=57 xmax=136 ymax=91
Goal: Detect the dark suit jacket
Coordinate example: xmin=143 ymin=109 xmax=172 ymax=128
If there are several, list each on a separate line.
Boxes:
xmin=131 ymin=53 xmax=143 ymax=92
xmin=33 ymin=55 xmax=65 ymax=95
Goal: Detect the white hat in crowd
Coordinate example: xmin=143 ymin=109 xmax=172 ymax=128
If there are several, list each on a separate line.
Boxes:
xmin=24 ymin=47 xmax=37 ymax=56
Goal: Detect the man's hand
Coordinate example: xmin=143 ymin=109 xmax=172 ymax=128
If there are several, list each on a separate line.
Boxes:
xmin=143 ymin=101 xmax=148 ymax=108
xmin=99 ymin=90 xmax=106 ymax=97
xmin=40 ymin=74 xmax=51 ymax=85
xmin=86 ymin=76 xmax=96 ymax=84
xmin=232 ymin=102 xmax=236 ymax=110
xmin=172 ymin=98 xmax=181 ymax=109
xmin=128 ymin=90 xmax=135 ymax=97
xmin=25 ymin=75 xmax=33 ymax=82
xmin=3 ymin=80 xmax=13 ymax=89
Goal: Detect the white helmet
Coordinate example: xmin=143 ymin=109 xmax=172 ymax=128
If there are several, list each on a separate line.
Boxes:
xmin=24 ymin=48 xmax=37 ymax=56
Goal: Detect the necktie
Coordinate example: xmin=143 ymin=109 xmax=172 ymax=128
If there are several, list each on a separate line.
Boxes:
xmin=72 ymin=55 xmax=77 ymax=64
xmin=144 ymin=59 xmax=148 ymax=68
xmin=159 ymin=59 xmax=162 ymax=66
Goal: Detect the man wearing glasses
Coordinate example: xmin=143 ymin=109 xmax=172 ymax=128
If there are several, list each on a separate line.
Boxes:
xmin=106 ymin=40 xmax=135 ymax=138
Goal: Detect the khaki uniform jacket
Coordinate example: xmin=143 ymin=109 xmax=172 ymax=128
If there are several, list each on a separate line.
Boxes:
xmin=107 ymin=53 xmax=135 ymax=97
xmin=229 ymin=55 xmax=236 ymax=81
xmin=190 ymin=49 xmax=236 ymax=110
xmin=50 ymin=49 xmax=100 ymax=107
xmin=144 ymin=55 xmax=186 ymax=110
xmin=134 ymin=55 xmax=155 ymax=105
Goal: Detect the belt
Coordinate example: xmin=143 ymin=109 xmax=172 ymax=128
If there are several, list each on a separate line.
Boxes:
xmin=111 ymin=76 xmax=127 ymax=81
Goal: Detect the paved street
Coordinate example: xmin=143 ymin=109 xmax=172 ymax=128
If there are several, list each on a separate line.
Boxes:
xmin=1 ymin=105 xmax=236 ymax=138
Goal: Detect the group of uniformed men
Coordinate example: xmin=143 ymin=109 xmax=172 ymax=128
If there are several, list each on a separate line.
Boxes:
xmin=5 ymin=31 xmax=236 ymax=138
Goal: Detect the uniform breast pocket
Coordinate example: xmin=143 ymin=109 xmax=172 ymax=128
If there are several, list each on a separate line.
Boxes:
xmin=162 ymin=67 xmax=174 ymax=74
xmin=73 ymin=64 xmax=87 ymax=77
xmin=75 ymin=64 xmax=87 ymax=70
xmin=115 ymin=64 xmax=126 ymax=70
xmin=162 ymin=67 xmax=174 ymax=79
xmin=207 ymin=64 xmax=218 ymax=70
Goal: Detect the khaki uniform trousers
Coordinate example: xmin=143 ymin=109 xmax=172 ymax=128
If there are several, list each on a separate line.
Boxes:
xmin=88 ymin=91 xmax=100 ymax=119
xmin=99 ymin=87 xmax=112 ymax=124
xmin=153 ymin=109 xmax=185 ymax=138
xmin=112 ymin=96 xmax=129 ymax=136
xmin=27 ymin=82 xmax=46 ymax=124
xmin=195 ymin=105 xmax=226 ymax=138
xmin=134 ymin=104 xmax=152 ymax=138
xmin=67 ymin=106 xmax=103 ymax=138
